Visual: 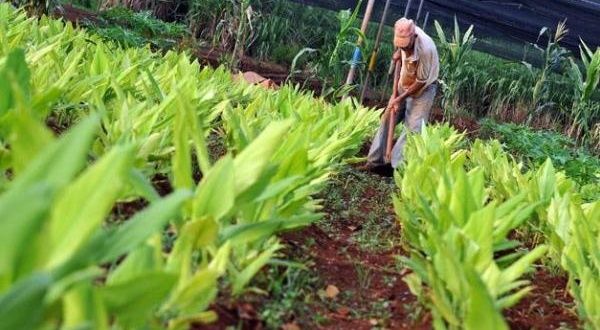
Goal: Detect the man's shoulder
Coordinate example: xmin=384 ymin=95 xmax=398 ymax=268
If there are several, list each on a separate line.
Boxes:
xmin=416 ymin=28 xmax=438 ymax=55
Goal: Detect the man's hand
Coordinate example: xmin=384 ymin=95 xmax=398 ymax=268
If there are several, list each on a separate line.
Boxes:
xmin=384 ymin=146 xmax=393 ymax=163
xmin=384 ymin=95 xmax=404 ymax=163
xmin=386 ymin=94 xmax=405 ymax=117
xmin=391 ymin=94 xmax=406 ymax=107
xmin=386 ymin=100 xmax=398 ymax=113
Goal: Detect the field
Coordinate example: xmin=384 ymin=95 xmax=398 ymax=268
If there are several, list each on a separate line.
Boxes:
xmin=1 ymin=2 xmax=600 ymax=330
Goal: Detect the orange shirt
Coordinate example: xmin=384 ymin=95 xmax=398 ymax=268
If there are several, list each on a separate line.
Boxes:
xmin=399 ymin=52 xmax=419 ymax=91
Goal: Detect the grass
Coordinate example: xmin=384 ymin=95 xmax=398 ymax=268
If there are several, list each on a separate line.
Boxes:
xmin=352 ymin=213 xmax=398 ymax=252
xmin=353 ymin=262 xmax=373 ymax=290
xmin=318 ymin=167 xmax=397 ymax=251
xmin=258 ymin=264 xmax=318 ymax=329
xmin=402 ymin=300 xmax=425 ymax=323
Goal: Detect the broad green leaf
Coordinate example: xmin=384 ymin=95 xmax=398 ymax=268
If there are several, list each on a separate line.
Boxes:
xmin=537 ymin=159 xmax=556 ymax=202
xmin=128 ymin=169 xmax=161 ymax=202
xmin=96 ymin=189 xmax=191 ymax=263
xmin=429 ymin=271 xmax=461 ymax=326
xmin=0 ymin=273 xmax=51 ymax=330
xmin=168 ymin=311 xmax=218 ymax=330
xmin=7 ymin=111 xmax=54 ymax=174
xmin=254 ymin=176 xmax=303 ymax=202
xmin=496 ymin=286 xmax=532 ymax=309
xmin=501 ymin=245 xmax=547 ymax=285
xmin=464 ymin=269 xmax=508 ymax=330
xmin=172 ymin=99 xmax=193 ymax=191
xmin=463 ymin=203 xmax=494 ymax=271
xmin=434 ymin=21 xmax=447 ymax=47
xmin=62 ymin=282 xmax=109 ymax=330
xmin=90 ymin=44 xmax=110 ymax=76
xmin=403 ymin=273 xmax=423 ymax=298
xmin=233 ymin=121 xmax=291 ymax=195
xmin=46 ymin=266 xmax=103 ymax=305
xmin=181 ymin=94 xmax=212 ymax=175
xmin=167 ymin=216 xmax=219 ymax=277
xmin=0 ymin=184 xmax=52 ymax=288
xmin=10 ymin=115 xmax=99 ymax=191
xmin=208 ymin=242 xmax=231 ymax=274
xmin=0 ymin=48 xmax=30 ymax=115
xmin=164 ymin=268 xmax=219 ymax=316
xmin=232 ymin=242 xmax=282 ymax=295
xmin=193 ymin=154 xmax=234 ymax=221
xmin=448 ymin=170 xmax=473 ymax=225
xmin=219 ymin=215 xmax=317 ymax=245
xmin=107 ymin=241 xmax=163 ymax=285
xmin=234 ymin=165 xmax=278 ymax=208
xmin=101 ymin=271 xmax=178 ymax=328
xmin=47 ymin=145 xmax=134 ymax=268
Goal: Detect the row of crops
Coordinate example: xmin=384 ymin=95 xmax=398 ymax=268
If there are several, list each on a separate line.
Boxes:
xmin=395 ymin=125 xmax=599 ymax=329
xmin=0 ymin=4 xmax=379 ymax=328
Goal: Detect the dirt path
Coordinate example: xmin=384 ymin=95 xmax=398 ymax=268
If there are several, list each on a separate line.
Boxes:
xmin=279 ymin=167 xmax=430 ymax=329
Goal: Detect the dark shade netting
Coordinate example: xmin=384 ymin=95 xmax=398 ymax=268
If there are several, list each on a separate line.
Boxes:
xmin=289 ymin=0 xmax=600 ymax=56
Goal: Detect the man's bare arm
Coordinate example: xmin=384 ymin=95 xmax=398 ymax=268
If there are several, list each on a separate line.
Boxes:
xmin=390 ymin=80 xmax=426 ymax=106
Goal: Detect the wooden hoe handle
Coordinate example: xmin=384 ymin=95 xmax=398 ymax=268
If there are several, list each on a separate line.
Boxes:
xmin=385 ymin=57 xmax=401 ymax=163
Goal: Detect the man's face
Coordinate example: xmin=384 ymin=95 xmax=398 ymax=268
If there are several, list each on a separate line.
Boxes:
xmin=395 ymin=33 xmax=415 ymax=51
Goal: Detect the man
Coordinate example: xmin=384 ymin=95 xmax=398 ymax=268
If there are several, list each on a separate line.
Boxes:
xmin=364 ymin=18 xmax=439 ymax=170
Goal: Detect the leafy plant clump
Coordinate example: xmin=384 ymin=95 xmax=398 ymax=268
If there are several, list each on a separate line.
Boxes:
xmin=395 ymin=124 xmax=598 ymax=329
xmin=86 ymin=7 xmax=188 ymax=48
xmin=480 ymin=119 xmax=600 ymax=186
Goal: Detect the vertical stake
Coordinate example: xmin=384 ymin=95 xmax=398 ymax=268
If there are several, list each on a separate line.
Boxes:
xmin=359 ymin=0 xmax=392 ymax=103
xmin=415 ymin=0 xmax=425 ymax=23
xmin=343 ymin=0 xmax=376 ymax=96
xmin=422 ymin=11 xmax=430 ymax=30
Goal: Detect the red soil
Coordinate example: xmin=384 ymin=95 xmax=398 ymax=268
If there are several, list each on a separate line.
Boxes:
xmin=505 ymin=269 xmax=580 ymax=329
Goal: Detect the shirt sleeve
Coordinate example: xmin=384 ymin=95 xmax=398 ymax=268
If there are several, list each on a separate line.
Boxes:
xmin=416 ymin=46 xmax=434 ymax=83
xmin=415 ymin=31 xmax=440 ymax=86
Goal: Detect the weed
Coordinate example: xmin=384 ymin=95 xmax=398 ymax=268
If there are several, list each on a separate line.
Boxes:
xmin=352 ymin=213 xmax=397 ymax=252
xmin=304 ymin=237 xmax=316 ymax=249
xmin=403 ymin=300 xmax=425 ymax=323
xmin=354 ymin=262 xmax=373 ymax=291
xmin=314 ymin=313 xmax=330 ymax=326
xmin=259 ymin=264 xmax=317 ymax=328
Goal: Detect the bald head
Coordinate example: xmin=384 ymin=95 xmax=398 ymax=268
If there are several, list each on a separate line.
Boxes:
xmin=394 ymin=18 xmax=416 ymax=49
